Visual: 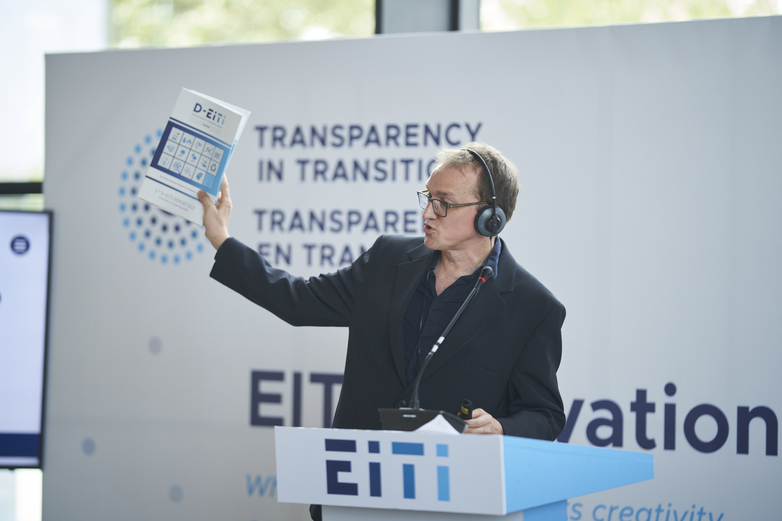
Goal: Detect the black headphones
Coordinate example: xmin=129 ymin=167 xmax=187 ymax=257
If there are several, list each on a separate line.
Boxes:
xmin=464 ymin=148 xmax=507 ymax=237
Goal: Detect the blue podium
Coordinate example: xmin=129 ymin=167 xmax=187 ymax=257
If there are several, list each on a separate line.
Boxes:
xmin=275 ymin=426 xmax=653 ymax=520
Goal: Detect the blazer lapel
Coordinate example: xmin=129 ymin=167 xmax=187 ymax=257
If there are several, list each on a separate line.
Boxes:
xmin=388 ymin=242 xmax=432 ymax=383
xmin=419 ymin=281 xmax=505 ymax=378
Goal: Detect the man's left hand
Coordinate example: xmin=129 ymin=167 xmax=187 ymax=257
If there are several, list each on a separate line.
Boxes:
xmin=464 ymin=408 xmax=504 ymax=435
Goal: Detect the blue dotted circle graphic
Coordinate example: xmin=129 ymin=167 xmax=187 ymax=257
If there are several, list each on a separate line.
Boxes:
xmin=119 ymin=131 xmax=206 ymax=265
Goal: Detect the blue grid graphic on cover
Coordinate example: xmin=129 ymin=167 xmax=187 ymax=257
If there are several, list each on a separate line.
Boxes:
xmin=153 ymin=121 xmax=229 ymax=192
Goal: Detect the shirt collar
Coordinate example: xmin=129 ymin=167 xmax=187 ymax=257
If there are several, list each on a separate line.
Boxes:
xmin=427 ymin=239 xmax=501 ymax=280
xmin=484 ymin=238 xmax=501 ymax=279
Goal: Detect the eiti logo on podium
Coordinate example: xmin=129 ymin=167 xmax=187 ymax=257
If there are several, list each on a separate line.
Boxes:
xmin=325 ymin=438 xmax=451 ymax=502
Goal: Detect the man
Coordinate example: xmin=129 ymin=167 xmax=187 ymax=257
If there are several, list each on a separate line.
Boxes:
xmin=198 ymin=142 xmax=565 ymax=439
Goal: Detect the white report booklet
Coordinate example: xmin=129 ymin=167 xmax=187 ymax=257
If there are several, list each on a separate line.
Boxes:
xmin=138 ymin=88 xmax=250 ymax=225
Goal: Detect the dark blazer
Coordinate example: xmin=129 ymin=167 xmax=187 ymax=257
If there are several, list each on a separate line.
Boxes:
xmin=210 ymin=234 xmax=565 ymax=440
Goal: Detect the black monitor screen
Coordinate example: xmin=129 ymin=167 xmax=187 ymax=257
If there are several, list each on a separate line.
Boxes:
xmin=0 ymin=210 xmax=52 ymax=468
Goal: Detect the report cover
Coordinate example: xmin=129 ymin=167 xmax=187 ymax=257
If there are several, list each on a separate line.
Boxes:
xmin=138 ymin=88 xmax=250 ymax=225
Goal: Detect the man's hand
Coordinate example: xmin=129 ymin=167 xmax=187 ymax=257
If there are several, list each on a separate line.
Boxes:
xmin=198 ymin=176 xmax=232 ymax=250
xmin=464 ymin=408 xmax=504 ymax=435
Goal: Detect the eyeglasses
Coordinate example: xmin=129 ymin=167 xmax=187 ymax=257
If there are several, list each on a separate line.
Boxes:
xmin=417 ymin=190 xmax=490 ymax=218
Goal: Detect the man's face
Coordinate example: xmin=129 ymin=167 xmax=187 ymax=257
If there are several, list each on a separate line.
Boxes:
xmin=422 ymin=165 xmax=484 ymax=253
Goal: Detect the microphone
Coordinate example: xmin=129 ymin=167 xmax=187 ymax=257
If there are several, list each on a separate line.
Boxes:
xmin=379 ymin=266 xmax=493 ymax=433
xmin=410 ymin=266 xmax=492 ymax=409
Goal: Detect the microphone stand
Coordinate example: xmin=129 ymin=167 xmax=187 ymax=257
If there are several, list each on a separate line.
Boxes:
xmin=379 ymin=266 xmax=493 ymax=433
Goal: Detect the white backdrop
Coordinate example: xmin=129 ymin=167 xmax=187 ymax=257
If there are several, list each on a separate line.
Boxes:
xmin=43 ymin=16 xmax=781 ymax=520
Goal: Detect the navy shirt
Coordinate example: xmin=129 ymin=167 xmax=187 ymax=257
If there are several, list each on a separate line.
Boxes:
xmin=402 ymin=239 xmax=501 ymax=386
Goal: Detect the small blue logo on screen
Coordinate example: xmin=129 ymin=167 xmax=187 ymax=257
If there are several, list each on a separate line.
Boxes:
xmin=10 ymin=235 xmax=30 ymax=255
xmin=119 ymin=131 xmax=206 ymax=265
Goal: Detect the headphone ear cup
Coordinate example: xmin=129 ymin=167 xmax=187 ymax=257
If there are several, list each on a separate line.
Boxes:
xmin=475 ymin=205 xmax=506 ymax=237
